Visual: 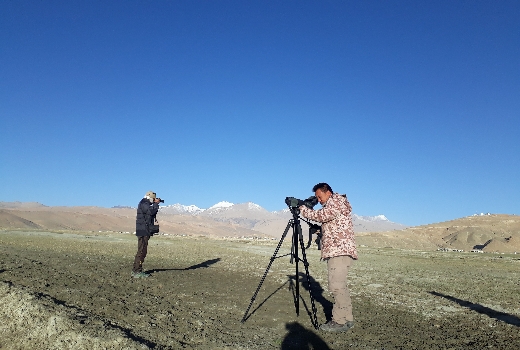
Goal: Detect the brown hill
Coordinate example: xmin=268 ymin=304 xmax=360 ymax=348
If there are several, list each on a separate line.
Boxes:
xmin=0 ymin=210 xmax=42 ymax=229
xmin=0 ymin=201 xmax=47 ymax=209
xmin=0 ymin=207 xmax=135 ymax=232
xmin=357 ymin=214 xmax=520 ymax=253
xmin=0 ymin=206 xmax=267 ymax=239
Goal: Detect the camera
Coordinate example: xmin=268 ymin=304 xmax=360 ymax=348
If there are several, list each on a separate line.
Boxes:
xmin=157 ymin=198 xmax=164 ymax=203
xmin=285 ymin=196 xmax=318 ymax=209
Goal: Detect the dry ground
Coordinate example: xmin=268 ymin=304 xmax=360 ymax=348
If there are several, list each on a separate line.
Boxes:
xmin=1 ymin=230 xmax=519 ymax=349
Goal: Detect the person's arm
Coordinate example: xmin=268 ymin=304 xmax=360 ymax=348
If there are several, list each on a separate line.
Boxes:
xmin=299 ymin=204 xmax=340 ymax=223
xmin=149 ymin=201 xmax=159 ymax=216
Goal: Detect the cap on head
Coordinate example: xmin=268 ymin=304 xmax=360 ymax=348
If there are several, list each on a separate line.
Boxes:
xmin=145 ymin=191 xmax=156 ymax=199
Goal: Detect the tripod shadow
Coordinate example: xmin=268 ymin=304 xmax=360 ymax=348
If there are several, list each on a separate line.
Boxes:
xmin=281 ymin=322 xmax=330 ymax=350
xmin=241 ymin=281 xmax=290 ymax=322
xmin=429 ymin=291 xmax=520 ymax=327
xmin=145 ymin=258 xmax=221 ymax=275
xmin=289 ymin=273 xmax=333 ymax=323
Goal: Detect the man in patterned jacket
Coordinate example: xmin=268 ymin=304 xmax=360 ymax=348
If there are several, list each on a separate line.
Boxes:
xmin=299 ymin=182 xmax=358 ymax=332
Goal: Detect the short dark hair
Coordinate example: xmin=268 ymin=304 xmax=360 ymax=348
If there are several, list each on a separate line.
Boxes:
xmin=313 ymin=183 xmax=333 ymax=194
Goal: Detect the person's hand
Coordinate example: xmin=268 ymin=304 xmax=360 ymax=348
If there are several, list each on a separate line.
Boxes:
xmin=154 ymin=198 xmax=161 ymax=203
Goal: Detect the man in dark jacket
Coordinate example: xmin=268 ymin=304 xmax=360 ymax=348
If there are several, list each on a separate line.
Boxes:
xmin=132 ymin=191 xmax=160 ymax=278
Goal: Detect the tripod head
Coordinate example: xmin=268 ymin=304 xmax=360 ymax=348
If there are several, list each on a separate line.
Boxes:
xmin=285 ymin=196 xmax=318 ymax=210
xmin=285 ymin=196 xmax=322 ymax=249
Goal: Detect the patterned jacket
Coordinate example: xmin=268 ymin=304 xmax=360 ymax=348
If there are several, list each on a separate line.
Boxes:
xmin=299 ymin=193 xmax=358 ymax=260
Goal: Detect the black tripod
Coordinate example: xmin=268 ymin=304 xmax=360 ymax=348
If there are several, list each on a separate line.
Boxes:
xmin=241 ymin=206 xmax=319 ymax=329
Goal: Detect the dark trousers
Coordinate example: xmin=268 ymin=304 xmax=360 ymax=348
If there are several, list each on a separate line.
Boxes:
xmin=133 ymin=235 xmax=150 ymax=273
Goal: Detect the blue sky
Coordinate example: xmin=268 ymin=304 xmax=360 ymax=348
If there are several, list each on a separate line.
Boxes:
xmin=1 ymin=1 xmax=518 ymax=226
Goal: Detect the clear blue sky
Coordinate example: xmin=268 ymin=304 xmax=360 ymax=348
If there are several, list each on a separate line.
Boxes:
xmin=1 ymin=1 xmax=518 ymax=226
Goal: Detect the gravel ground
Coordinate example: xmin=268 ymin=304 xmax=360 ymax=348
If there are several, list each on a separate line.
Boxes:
xmin=1 ymin=230 xmax=519 ymax=349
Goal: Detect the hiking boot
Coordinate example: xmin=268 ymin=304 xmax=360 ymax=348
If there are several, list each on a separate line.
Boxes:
xmin=319 ymin=320 xmax=354 ymax=332
xmin=132 ymin=272 xmax=149 ymax=278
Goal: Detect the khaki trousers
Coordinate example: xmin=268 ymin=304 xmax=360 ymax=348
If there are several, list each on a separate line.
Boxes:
xmin=327 ymin=255 xmax=354 ymax=323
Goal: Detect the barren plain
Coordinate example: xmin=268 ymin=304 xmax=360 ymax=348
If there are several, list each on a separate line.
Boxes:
xmin=1 ymin=229 xmax=519 ymax=349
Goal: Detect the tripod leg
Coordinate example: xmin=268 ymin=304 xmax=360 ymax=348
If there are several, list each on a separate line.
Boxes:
xmin=297 ymin=225 xmax=319 ymax=329
xmin=294 ymin=219 xmax=301 ymax=316
xmin=241 ymin=220 xmax=292 ymax=323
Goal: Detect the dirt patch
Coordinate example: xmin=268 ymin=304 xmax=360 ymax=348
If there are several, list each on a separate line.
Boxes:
xmin=0 ymin=281 xmax=148 ymax=349
xmin=1 ymin=231 xmax=519 ymax=349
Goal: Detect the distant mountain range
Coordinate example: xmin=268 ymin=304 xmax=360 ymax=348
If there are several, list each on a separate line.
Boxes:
xmin=157 ymin=201 xmax=408 ymax=234
xmin=2 ymin=201 xmax=519 ymax=253
xmin=0 ymin=200 xmax=407 ymax=235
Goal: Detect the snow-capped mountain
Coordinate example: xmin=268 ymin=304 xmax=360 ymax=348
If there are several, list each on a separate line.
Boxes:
xmin=159 ymin=203 xmax=204 ymax=215
xmin=353 ymin=214 xmax=389 ymax=222
xmin=162 ymin=201 xmax=267 ymax=215
xmin=207 ymin=201 xmax=234 ymax=210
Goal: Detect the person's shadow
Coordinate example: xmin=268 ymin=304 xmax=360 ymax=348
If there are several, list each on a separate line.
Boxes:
xmin=429 ymin=291 xmax=520 ymax=326
xmin=281 ymin=322 xmax=330 ymax=350
xmin=145 ymin=258 xmax=221 ymax=275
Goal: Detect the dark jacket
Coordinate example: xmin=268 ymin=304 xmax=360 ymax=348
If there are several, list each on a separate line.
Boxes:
xmin=135 ymin=198 xmax=159 ymax=237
